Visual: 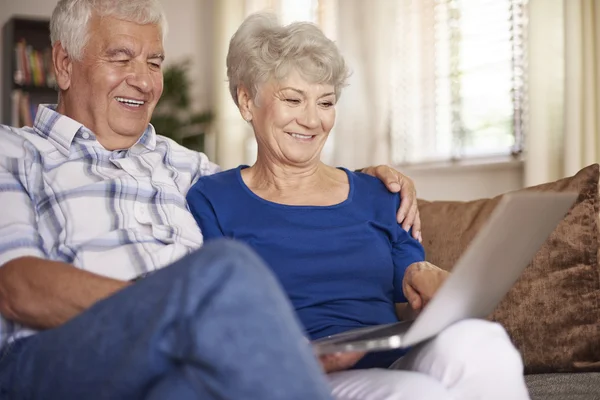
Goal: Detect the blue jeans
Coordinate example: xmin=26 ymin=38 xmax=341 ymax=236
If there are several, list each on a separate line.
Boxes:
xmin=0 ymin=239 xmax=332 ymax=399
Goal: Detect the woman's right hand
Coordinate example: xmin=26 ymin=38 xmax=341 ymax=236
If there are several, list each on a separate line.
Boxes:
xmin=402 ymin=261 xmax=449 ymax=311
xmin=318 ymin=352 xmax=365 ymax=373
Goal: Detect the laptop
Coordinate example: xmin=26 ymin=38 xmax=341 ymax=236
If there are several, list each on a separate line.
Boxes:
xmin=312 ymin=192 xmax=577 ymax=356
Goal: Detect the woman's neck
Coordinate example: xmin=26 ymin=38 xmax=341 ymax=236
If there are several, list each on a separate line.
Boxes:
xmin=246 ymin=159 xmax=325 ymax=193
xmin=242 ymin=154 xmax=349 ymax=206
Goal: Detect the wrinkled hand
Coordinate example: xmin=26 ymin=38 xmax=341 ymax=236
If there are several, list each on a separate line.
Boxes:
xmin=402 ymin=261 xmax=449 ymax=312
xmin=361 ymin=165 xmax=421 ymax=241
xmin=319 ymin=351 xmax=365 ymax=373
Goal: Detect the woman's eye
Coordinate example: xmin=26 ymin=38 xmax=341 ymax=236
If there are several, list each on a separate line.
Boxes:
xmin=285 ymin=98 xmax=301 ymax=104
xmin=320 ymin=102 xmax=334 ymax=108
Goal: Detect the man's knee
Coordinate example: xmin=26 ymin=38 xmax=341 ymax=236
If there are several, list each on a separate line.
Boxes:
xmin=190 ymin=238 xmax=261 ymax=265
xmin=162 ymin=238 xmax=284 ymax=304
xmin=173 ymin=238 xmax=272 ymax=281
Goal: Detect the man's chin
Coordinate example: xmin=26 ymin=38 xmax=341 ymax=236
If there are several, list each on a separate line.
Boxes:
xmin=110 ymin=121 xmax=150 ymax=138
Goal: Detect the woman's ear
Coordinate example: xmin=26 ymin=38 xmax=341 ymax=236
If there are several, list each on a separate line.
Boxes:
xmin=52 ymin=41 xmax=73 ymax=91
xmin=237 ymin=85 xmax=253 ymax=122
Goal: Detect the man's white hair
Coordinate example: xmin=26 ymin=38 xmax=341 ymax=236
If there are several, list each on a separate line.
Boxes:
xmin=50 ymin=0 xmax=168 ymax=60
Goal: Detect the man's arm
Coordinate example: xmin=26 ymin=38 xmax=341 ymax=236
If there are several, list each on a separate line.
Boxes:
xmin=190 ymin=150 xmax=222 ymax=184
xmin=0 ymin=130 xmax=129 ymax=330
xmin=0 ymin=257 xmax=130 ymax=330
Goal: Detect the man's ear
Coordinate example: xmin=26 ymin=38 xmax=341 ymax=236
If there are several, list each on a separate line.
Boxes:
xmin=52 ymin=41 xmax=73 ymax=91
xmin=237 ymin=85 xmax=254 ymax=122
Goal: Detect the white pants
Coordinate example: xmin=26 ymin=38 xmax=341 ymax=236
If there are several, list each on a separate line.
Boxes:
xmin=327 ymin=319 xmax=531 ymax=400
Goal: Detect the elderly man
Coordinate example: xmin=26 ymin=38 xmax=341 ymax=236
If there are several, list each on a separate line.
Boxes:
xmin=0 ymin=1 xmax=422 ymax=399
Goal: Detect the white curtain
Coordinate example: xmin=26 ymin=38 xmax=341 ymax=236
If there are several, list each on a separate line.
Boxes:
xmin=210 ymin=0 xmax=250 ymax=170
xmin=332 ymin=0 xmax=398 ymax=170
xmin=563 ymin=0 xmax=600 ymax=177
xmin=525 ymin=0 xmax=600 ymax=186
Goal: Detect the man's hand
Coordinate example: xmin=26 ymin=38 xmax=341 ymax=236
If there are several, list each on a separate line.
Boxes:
xmin=402 ymin=261 xmax=449 ymax=312
xmin=318 ymin=351 xmax=365 ymax=373
xmin=361 ymin=165 xmax=421 ymax=241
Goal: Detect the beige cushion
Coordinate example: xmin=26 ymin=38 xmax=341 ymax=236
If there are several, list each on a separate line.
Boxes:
xmin=418 ymin=164 xmax=600 ymax=373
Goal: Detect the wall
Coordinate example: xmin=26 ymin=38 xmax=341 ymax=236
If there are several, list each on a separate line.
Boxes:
xmin=401 ymin=159 xmax=524 ymax=201
xmin=0 ymin=0 xmax=214 ymax=116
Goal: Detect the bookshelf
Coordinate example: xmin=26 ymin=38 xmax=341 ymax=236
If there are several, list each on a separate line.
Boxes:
xmin=2 ymin=17 xmax=58 ymax=126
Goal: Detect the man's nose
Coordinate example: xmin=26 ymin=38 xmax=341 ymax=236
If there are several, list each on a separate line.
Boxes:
xmin=126 ymin=61 xmax=153 ymax=93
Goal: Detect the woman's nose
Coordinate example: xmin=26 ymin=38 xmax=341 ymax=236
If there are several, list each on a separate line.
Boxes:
xmin=299 ymin=104 xmax=320 ymax=129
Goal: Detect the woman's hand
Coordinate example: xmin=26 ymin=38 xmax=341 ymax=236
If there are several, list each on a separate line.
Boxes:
xmin=402 ymin=261 xmax=449 ymax=312
xmin=318 ymin=351 xmax=365 ymax=373
xmin=361 ymin=165 xmax=421 ymax=241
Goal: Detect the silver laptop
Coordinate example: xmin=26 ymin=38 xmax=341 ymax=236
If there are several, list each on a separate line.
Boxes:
xmin=313 ymin=192 xmax=577 ymax=355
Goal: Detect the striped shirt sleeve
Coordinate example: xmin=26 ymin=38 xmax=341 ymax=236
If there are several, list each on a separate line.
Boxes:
xmin=0 ymin=128 xmax=47 ymax=266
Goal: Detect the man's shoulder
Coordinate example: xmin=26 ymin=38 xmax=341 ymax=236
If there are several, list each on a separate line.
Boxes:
xmin=0 ymin=123 xmax=30 ymax=141
xmin=0 ymin=124 xmax=42 ymax=159
xmin=153 ymin=134 xmax=221 ymax=178
xmin=154 ymin=134 xmax=199 ymax=157
xmin=156 ymin=135 xmax=203 ymax=163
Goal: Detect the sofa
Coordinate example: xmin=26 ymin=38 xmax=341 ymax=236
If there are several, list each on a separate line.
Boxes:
xmin=418 ymin=163 xmax=600 ymax=400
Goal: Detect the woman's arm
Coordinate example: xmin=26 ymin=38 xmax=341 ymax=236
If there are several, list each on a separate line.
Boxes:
xmin=391 ymin=225 xmax=426 ymax=305
xmin=401 ymin=261 xmax=449 ymax=311
xmin=394 ymin=303 xmax=418 ymax=321
xmin=394 ymin=261 xmax=449 ymax=320
xmin=360 ymin=165 xmax=421 ymax=241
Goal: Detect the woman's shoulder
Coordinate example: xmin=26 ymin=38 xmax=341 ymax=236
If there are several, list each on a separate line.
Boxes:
xmin=199 ymin=165 xmax=244 ymax=184
xmin=348 ymin=169 xmax=396 ymax=199
xmin=190 ymin=166 xmax=243 ymax=196
xmin=345 ymin=169 xmax=400 ymax=214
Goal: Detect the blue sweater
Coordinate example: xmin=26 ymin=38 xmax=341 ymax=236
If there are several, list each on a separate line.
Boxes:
xmin=186 ymin=166 xmax=425 ymax=368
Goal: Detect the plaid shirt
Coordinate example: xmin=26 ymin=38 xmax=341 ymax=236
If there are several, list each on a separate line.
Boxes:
xmin=0 ymin=105 xmax=220 ymax=349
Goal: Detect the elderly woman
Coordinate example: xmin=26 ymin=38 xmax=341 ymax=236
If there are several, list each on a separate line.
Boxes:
xmin=186 ymin=14 xmax=530 ymax=400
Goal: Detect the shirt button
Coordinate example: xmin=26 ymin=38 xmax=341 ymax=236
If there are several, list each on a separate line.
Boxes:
xmin=135 ymin=206 xmax=147 ymax=220
xmin=81 ymin=132 xmax=90 ymax=139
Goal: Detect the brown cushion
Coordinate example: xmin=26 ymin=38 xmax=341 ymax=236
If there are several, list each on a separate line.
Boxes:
xmin=418 ymin=163 xmax=600 ymax=373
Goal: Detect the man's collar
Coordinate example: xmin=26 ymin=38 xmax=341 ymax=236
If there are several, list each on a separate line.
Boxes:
xmin=135 ymin=124 xmax=157 ymax=151
xmin=33 ymin=105 xmax=83 ymax=157
xmin=33 ymin=104 xmax=157 ymax=156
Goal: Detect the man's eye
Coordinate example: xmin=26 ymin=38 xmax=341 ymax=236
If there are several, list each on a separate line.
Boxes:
xmin=285 ymin=98 xmax=301 ymax=104
xmin=115 ymin=59 xmax=130 ymax=64
xmin=149 ymin=62 xmax=162 ymax=69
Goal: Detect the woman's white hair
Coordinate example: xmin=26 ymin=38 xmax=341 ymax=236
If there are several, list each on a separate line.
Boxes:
xmin=50 ymin=0 xmax=168 ymax=60
xmin=227 ymin=13 xmax=350 ymax=106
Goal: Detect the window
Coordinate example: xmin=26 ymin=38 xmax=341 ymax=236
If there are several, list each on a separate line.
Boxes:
xmin=391 ymin=0 xmax=528 ymax=164
xmin=242 ymin=0 xmax=527 ymax=165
